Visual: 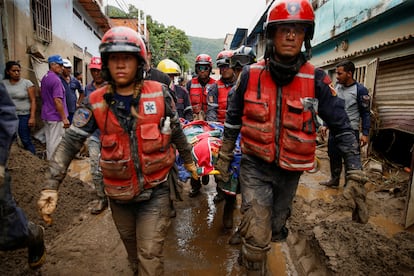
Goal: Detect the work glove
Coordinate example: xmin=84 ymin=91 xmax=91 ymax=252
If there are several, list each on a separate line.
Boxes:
xmin=37 ymin=189 xmax=58 ymax=225
xmin=184 ymin=162 xmax=199 ymax=180
xmin=215 ymin=139 xmax=236 ymax=183
xmin=215 ymin=152 xmax=233 ymax=183
xmin=344 ymin=170 xmax=369 ymax=224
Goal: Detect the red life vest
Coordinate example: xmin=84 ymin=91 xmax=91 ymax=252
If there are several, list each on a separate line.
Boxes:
xmin=189 ymin=77 xmax=215 ymax=114
xmin=240 ymin=60 xmax=317 ymax=171
xmin=216 ymin=79 xmax=233 ymax=123
xmin=89 ymin=81 xmax=176 ymax=200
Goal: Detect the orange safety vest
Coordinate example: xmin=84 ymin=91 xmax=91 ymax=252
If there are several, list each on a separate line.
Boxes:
xmin=216 ymin=79 xmax=233 ymax=123
xmin=240 ymin=60 xmax=317 ymax=171
xmin=89 ymin=81 xmax=176 ymax=200
xmin=189 ymin=77 xmax=215 ymax=114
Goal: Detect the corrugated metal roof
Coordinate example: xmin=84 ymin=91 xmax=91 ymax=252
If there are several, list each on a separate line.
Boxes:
xmin=78 ymin=0 xmax=111 ymax=32
xmin=325 ymin=34 xmax=414 ymax=65
xmin=230 ymin=28 xmax=248 ymax=49
xmin=110 ymin=18 xmax=139 ymax=31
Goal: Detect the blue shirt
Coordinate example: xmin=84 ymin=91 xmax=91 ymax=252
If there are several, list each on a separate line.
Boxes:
xmin=61 ymin=76 xmax=84 ymax=113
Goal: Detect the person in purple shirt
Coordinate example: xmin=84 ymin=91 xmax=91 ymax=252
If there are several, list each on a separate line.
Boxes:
xmin=40 ymin=55 xmax=70 ymax=160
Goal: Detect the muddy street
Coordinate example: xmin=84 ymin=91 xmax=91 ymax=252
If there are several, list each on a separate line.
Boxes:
xmin=1 ymin=144 xmax=414 ymax=275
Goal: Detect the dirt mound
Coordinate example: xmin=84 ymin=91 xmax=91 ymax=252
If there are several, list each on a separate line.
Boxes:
xmin=0 ymin=144 xmax=95 ymax=275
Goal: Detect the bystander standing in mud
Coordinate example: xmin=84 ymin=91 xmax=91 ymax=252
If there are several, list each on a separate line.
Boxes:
xmin=2 ymin=61 xmax=37 ymax=154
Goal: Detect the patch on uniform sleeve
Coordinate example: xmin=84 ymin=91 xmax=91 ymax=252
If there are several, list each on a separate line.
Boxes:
xmin=322 ymin=74 xmax=332 ymax=85
xmin=143 ymin=101 xmax=157 ymax=114
xmin=73 ymin=108 xmax=92 ymax=128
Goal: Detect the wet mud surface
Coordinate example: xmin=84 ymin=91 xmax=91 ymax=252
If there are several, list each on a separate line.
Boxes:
xmin=1 ymin=144 xmax=414 ymax=275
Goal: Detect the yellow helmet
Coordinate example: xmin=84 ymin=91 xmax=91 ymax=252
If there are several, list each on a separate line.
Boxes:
xmin=157 ymin=59 xmax=181 ymax=75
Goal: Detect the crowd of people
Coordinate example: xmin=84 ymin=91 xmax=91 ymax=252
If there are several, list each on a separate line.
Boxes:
xmin=1 ymin=0 xmax=371 ymax=275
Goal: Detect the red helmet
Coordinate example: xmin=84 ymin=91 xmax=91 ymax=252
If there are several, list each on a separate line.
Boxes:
xmin=195 ymin=54 xmax=213 ymax=67
xmin=99 ymin=26 xmax=147 ymax=63
xmin=89 ymin=56 xmax=102 ymax=70
xmin=216 ymin=50 xmax=234 ymax=67
xmin=265 ymin=0 xmax=315 ymax=40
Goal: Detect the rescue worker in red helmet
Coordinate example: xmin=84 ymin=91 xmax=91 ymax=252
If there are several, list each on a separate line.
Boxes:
xmin=204 ymin=50 xmax=237 ymax=228
xmin=186 ymin=54 xmax=216 ymax=197
xmin=37 ymin=26 xmax=198 ymax=275
xmin=186 ymin=54 xmax=215 ymax=121
xmin=215 ymin=0 xmax=368 ymax=274
xmin=206 ymin=50 xmax=236 ymax=123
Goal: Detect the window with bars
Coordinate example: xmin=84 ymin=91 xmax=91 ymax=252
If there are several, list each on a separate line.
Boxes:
xmin=32 ymin=0 xmax=52 ymax=44
xmin=355 ymin=66 xmax=366 ymax=85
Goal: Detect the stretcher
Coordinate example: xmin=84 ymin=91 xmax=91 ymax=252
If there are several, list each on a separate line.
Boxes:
xmin=176 ymin=120 xmax=241 ymax=195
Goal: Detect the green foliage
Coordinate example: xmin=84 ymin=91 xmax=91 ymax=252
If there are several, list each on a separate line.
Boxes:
xmin=146 ymin=16 xmax=191 ymax=72
xmin=105 ymin=4 xmax=223 ymax=74
xmin=186 ymin=36 xmax=224 ymax=73
xmin=106 ymin=5 xmax=127 ymax=17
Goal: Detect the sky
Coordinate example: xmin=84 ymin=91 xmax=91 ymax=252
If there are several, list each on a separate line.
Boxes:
xmin=107 ymin=0 xmax=268 ymax=39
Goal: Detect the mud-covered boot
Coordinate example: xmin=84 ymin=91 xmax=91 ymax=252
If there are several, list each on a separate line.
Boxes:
xmin=213 ymin=186 xmax=225 ymax=203
xmin=91 ymin=197 xmax=108 ymax=215
xmin=319 ymin=177 xmax=339 ymax=188
xmin=240 ymin=241 xmax=270 ymax=276
xmin=229 ymin=229 xmax=242 ymax=245
xmin=223 ymin=195 xmax=235 ymax=229
xmin=27 ymin=222 xmax=46 ymax=269
xmin=345 ymin=170 xmax=369 ymax=224
xmin=128 ymin=260 xmax=138 ymax=275
xmin=271 ymin=226 xmax=289 ymax=242
xmin=189 ymin=178 xmax=201 ymax=198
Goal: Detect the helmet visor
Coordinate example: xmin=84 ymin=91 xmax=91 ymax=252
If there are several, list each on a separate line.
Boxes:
xmin=196 ymin=65 xmax=210 ymax=72
xmin=230 ymin=55 xmax=253 ymax=68
xmin=216 ymin=58 xmax=230 ymax=67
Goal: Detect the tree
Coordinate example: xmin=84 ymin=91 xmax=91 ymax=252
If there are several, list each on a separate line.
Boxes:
xmin=146 ymin=16 xmax=191 ymax=72
xmin=106 ymin=5 xmax=191 ymax=73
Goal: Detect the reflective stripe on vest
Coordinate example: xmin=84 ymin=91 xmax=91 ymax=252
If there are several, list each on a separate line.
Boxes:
xmin=240 ymin=60 xmax=317 ymax=171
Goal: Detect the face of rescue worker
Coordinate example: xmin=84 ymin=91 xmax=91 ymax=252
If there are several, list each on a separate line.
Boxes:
xmin=272 ymin=23 xmax=306 ymax=62
xmin=196 ymin=65 xmax=211 ymax=81
xmin=335 ymin=66 xmax=352 ymax=85
xmin=107 ymin=52 xmax=138 ymax=89
xmin=90 ymin=68 xmax=104 ymax=84
xmin=219 ymin=64 xmax=234 ymax=81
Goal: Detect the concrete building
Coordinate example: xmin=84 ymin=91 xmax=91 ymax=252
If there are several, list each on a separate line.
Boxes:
xmin=0 ymin=0 xmax=111 ymax=87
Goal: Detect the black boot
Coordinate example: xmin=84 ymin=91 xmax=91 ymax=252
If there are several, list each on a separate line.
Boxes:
xmin=91 ymin=197 xmax=108 ymax=215
xmin=223 ymin=195 xmax=235 ymax=229
xmin=319 ymin=178 xmax=339 ymax=188
xmin=213 ymin=186 xmax=225 ymax=203
xmin=27 ymin=222 xmax=46 ymax=269
xmin=271 ymin=225 xmax=289 ymax=242
xmin=189 ymin=178 xmax=201 ymax=197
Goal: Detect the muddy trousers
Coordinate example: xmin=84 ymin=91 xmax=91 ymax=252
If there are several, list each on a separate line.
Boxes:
xmin=109 ymin=182 xmax=172 ymax=276
xmin=87 ymin=138 xmax=105 ymax=198
xmin=328 ymin=130 xmax=360 ymax=182
xmin=238 ymin=154 xmax=302 ymax=273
